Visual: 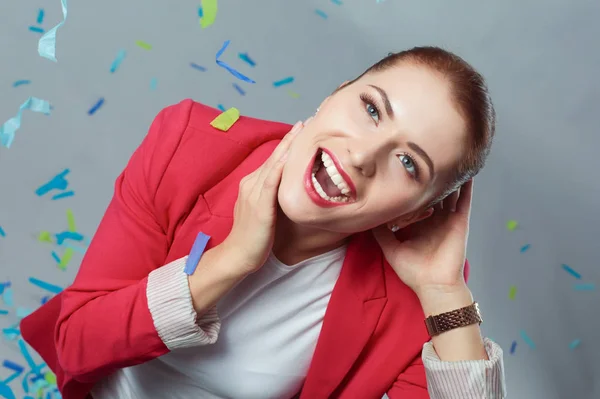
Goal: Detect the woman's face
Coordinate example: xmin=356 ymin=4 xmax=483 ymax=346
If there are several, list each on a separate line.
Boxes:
xmin=278 ymin=63 xmax=467 ymax=233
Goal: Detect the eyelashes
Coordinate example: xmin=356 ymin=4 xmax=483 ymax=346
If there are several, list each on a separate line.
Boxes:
xmin=359 ymin=93 xmax=382 ymax=123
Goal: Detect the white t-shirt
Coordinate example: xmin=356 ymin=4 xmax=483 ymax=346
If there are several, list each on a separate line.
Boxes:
xmin=92 ymin=245 xmax=347 ymax=399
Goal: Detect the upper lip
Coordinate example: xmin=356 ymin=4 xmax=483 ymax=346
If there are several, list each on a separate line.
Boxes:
xmin=320 ymin=147 xmax=357 ymax=199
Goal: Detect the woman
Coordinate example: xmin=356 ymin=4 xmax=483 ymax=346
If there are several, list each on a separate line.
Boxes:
xmin=21 ymin=46 xmax=506 ymax=398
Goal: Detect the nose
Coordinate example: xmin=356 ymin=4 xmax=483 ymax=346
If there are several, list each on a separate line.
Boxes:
xmin=347 ymin=142 xmax=379 ymax=177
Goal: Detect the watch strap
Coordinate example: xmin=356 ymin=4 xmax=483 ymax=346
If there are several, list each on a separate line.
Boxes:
xmin=424 ymin=301 xmax=482 ymax=337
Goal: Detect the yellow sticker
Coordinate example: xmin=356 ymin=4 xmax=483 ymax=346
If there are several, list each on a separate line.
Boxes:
xmin=210 ymin=107 xmax=240 ymax=131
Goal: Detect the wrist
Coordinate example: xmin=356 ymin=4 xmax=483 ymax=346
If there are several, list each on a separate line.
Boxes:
xmin=416 ymin=284 xmax=473 ymax=316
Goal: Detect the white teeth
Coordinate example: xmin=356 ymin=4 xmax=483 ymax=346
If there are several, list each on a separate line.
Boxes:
xmin=320 ymin=151 xmax=352 ymax=197
xmin=311 ymin=174 xmax=349 ymax=203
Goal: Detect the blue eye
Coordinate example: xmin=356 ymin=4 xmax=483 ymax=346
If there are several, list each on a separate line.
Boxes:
xmin=360 ymin=93 xmax=381 ymax=124
xmin=366 ymin=103 xmax=380 ymax=123
xmin=399 ymin=154 xmax=417 ymax=177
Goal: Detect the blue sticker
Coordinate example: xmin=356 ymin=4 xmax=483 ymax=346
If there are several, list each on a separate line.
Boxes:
xmin=184 ymin=232 xmax=211 ymax=275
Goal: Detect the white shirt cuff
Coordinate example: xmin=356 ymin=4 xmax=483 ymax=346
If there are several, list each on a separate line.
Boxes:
xmin=147 ymin=256 xmax=221 ymax=350
xmin=422 ymin=337 xmax=507 ymax=399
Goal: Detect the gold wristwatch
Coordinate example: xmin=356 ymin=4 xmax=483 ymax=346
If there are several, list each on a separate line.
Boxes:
xmin=424 ymin=302 xmax=482 ymax=337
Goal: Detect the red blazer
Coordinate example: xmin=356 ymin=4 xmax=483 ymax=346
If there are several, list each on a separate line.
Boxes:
xmin=21 ymin=99 xmax=469 ymax=399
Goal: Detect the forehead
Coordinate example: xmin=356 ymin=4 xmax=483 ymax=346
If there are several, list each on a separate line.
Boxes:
xmin=357 ymin=64 xmax=468 ymax=180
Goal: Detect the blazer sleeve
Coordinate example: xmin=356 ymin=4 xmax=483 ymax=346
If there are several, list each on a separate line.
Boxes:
xmin=54 ymin=99 xmax=218 ymax=383
xmin=386 ymin=354 xmax=430 ymax=399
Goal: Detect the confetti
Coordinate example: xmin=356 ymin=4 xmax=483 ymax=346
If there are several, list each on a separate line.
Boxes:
xmin=238 ymin=53 xmax=256 ymax=67
xmin=0 ymin=97 xmax=51 ymax=148
xmin=573 ymin=283 xmax=595 ymax=291
xmin=217 ymin=104 xmax=226 ymax=112
xmin=273 ymin=77 xmax=294 ymax=87
xmin=199 ymin=0 xmax=218 ymax=28
xmin=506 ymin=220 xmax=518 ymax=231
xmin=50 ymin=251 xmax=60 ymax=264
xmin=58 ymin=248 xmax=74 ymax=269
xmin=110 ymin=50 xmax=126 ymax=73
xmin=520 ymin=244 xmax=530 ymax=253
xmin=3 ymin=288 xmax=14 ymax=306
xmin=28 ymin=278 xmax=63 ymax=294
xmin=561 ymin=264 xmax=582 ymax=280
xmin=35 ymin=169 xmax=69 ymax=196
xmin=190 ymin=62 xmax=207 ymax=72
xmin=508 ymin=285 xmax=517 ymax=300
xmin=51 ymin=190 xmax=74 ymax=200
xmin=88 ymin=98 xmax=105 ymax=115
xmin=232 ymin=83 xmax=246 ymax=96
xmin=37 ymin=9 xmax=45 ymax=24
xmin=184 ymin=232 xmax=211 ymax=275
xmin=55 ymin=231 xmax=83 ymax=245
xmin=66 ymin=209 xmax=76 ymax=232
xmin=315 ymin=9 xmax=328 ymax=19
xmin=569 ymin=339 xmax=581 ymax=350
xmin=215 ymin=40 xmax=256 ymax=83
xmin=135 ymin=40 xmax=152 ymax=50
xmin=210 ymin=107 xmax=240 ymax=132
xmin=38 ymin=0 xmax=67 ymax=61
xmin=0 ymin=383 xmax=15 ymax=399
xmin=16 ymin=308 xmax=33 ymax=319
xmin=150 ymin=77 xmax=158 ymax=90
xmin=331 ymin=0 xmax=342 ymax=3
xmin=0 ymin=227 xmax=5 ymax=237
xmin=520 ymin=330 xmax=535 ymax=349
xmin=198 ymin=6 xmax=203 ymax=17
xmin=38 ymin=231 xmax=52 ymax=243
xmin=12 ymin=80 xmax=31 ymax=87
xmin=29 ymin=26 xmax=44 ymax=34
xmin=0 ymin=310 xmax=8 ymax=315
xmin=509 ymin=340 xmax=517 ymax=354
xmin=287 ymin=90 xmax=300 ymax=99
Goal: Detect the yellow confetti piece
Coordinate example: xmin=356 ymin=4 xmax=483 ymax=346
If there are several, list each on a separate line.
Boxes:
xmin=200 ymin=0 xmax=218 ymax=28
xmin=287 ymin=90 xmax=300 ymax=99
xmin=210 ymin=107 xmax=240 ymax=131
xmin=135 ymin=40 xmax=152 ymax=50
xmin=66 ymin=208 xmax=76 ymax=232
xmin=58 ymin=247 xmax=74 ymax=270
xmin=508 ymin=285 xmax=517 ymax=300
xmin=45 ymin=371 xmax=57 ymax=384
xmin=506 ymin=220 xmax=518 ymax=231
xmin=38 ymin=231 xmax=52 ymax=243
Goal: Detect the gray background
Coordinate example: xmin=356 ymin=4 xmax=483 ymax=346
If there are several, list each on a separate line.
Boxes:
xmin=1 ymin=0 xmax=599 ymax=398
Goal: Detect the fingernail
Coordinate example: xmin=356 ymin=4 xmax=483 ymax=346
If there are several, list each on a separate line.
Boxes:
xmin=292 ymin=121 xmax=302 ymax=133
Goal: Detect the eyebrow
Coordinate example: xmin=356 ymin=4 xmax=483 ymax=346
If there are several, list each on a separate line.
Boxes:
xmin=368 ymin=84 xmax=395 ymax=120
xmin=407 ymin=142 xmax=435 ymax=178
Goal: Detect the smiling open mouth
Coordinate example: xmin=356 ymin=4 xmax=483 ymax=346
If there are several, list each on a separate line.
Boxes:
xmin=310 ymin=149 xmax=355 ymax=203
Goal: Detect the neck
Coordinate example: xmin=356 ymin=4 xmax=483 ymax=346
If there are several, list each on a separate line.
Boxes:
xmin=272 ymin=206 xmax=351 ymax=266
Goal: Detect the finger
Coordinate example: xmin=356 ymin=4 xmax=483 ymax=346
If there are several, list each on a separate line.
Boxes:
xmin=455 ymin=178 xmax=474 ymax=215
xmin=446 ymin=189 xmax=460 ymax=212
xmin=255 ymin=121 xmax=302 ymax=186
xmin=257 ymin=157 xmax=286 ymax=209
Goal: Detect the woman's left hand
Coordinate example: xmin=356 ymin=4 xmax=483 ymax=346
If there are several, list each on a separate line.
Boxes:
xmin=373 ymin=179 xmax=474 ymax=298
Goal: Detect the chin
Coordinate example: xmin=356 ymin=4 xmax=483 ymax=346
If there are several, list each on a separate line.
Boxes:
xmin=277 ymin=186 xmax=319 ymax=225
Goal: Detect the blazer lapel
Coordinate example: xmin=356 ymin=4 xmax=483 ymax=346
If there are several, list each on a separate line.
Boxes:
xmin=301 ymin=231 xmax=388 ymax=398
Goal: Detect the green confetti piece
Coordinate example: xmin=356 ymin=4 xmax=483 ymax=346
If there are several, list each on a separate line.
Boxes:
xmin=44 ymin=371 xmax=57 ymax=384
xmin=58 ymin=247 xmax=74 ymax=269
xmin=508 ymin=285 xmax=517 ymax=300
xmin=66 ymin=208 xmax=76 ymax=232
xmin=506 ymin=220 xmax=518 ymax=231
xmin=38 ymin=231 xmax=52 ymax=243
xmin=200 ymin=0 xmax=218 ymax=28
xmin=210 ymin=107 xmax=240 ymax=131
xmin=135 ymin=40 xmax=152 ymax=50
xmin=287 ymin=90 xmax=300 ymax=99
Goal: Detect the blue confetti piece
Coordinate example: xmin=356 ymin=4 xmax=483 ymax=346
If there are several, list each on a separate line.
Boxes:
xmin=0 ymin=97 xmax=51 ymax=148
xmin=2 ymin=360 xmax=23 ymax=374
xmin=520 ymin=244 xmax=531 ymax=253
xmin=18 ymin=340 xmax=37 ymax=370
xmin=0 ymin=227 xmax=5 ymax=237
xmin=569 ymin=339 xmax=581 ymax=350
xmin=51 ymin=190 xmax=74 ymax=200
xmin=40 ymin=296 xmax=49 ymax=305
xmin=190 ymin=62 xmax=207 ymax=72
xmin=184 ymin=232 xmax=211 ymax=275
xmin=16 ymin=308 xmax=33 ymax=319
xmin=110 ymin=50 xmax=126 ymax=73
xmin=88 ymin=98 xmax=104 ymax=115
xmin=0 ymin=310 xmax=8 ymax=315
xmin=331 ymin=0 xmax=342 ymax=3
xmin=0 ymin=382 xmax=15 ymax=399
xmin=38 ymin=0 xmax=68 ymax=61
xmin=273 ymin=77 xmax=294 ymax=87
xmin=509 ymin=340 xmax=517 ymax=354
xmin=60 ymin=242 xmax=87 ymax=254
xmin=573 ymin=283 xmax=595 ymax=291
xmin=35 ymin=169 xmax=69 ymax=196
xmin=55 ymin=231 xmax=83 ymax=245
xmin=2 ymin=328 xmax=19 ymax=337
xmin=51 ymin=251 xmax=61 ymax=264
xmin=217 ymin=104 xmax=226 ymax=112
xmin=12 ymin=80 xmax=31 ymax=87
xmin=29 ymin=277 xmax=63 ymax=294
xmin=562 ymin=264 xmax=582 ymax=280
xmin=3 ymin=288 xmax=14 ymax=306
xmin=0 ymin=282 xmax=10 ymax=295
xmin=238 ymin=52 xmax=256 ymax=67
xmin=37 ymin=9 xmax=45 ymax=24
xmin=29 ymin=26 xmax=45 ymax=33
xmin=520 ymin=330 xmax=536 ymax=349
xmin=150 ymin=77 xmax=158 ymax=90
xmin=233 ymin=83 xmax=246 ymax=96
xmin=198 ymin=6 xmax=203 ymax=17
xmin=215 ymin=40 xmax=256 ymax=83
xmin=315 ymin=9 xmax=328 ymax=19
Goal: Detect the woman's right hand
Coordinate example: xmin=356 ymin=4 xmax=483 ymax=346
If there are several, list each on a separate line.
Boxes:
xmin=221 ymin=121 xmax=304 ymax=275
